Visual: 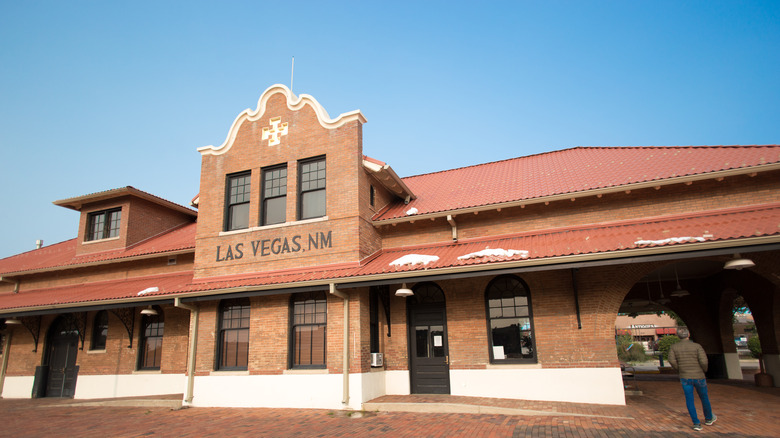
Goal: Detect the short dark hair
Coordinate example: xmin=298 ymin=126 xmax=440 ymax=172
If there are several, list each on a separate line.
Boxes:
xmin=678 ymin=328 xmax=690 ymax=339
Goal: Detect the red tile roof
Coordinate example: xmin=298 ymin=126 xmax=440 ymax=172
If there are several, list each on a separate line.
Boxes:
xmin=171 ymin=202 xmax=780 ymax=295
xmin=0 ymin=272 xmax=193 ymax=311
xmin=0 ymin=222 xmax=196 ymax=276
xmin=373 ymin=146 xmax=780 ymax=221
xmin=3 ymin=203 xmax=777 ymax=312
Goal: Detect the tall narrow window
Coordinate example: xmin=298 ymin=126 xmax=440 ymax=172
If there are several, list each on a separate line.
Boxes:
xmin=290 ymin=291 xmax=327 ymax=368
xmin=138 ymin=307 xmax=164 ymax=370
xmin=298 ymin=157 xmax=326 ymax=220
xmin=485 ymin=276 xmax=536 ymax=363
xmin=217 ymin=298 xmax=250 ymax=370
xmin=90 ymin=310 xmax=108 ymax=350
xmin=86 ymin=208 xmax=122 ymax=241
xmin=225 ymin=171 xmax=251 ymax=231
xmin=262 ymin=165 xmax=287 ymax=225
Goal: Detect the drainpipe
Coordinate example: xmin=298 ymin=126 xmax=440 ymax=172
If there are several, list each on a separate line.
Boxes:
xmin=0 ymin=331 xmax=12 ymax=397
xmin=0 ymin=277 xmax=19 ymax=294
xmin=174 ymin=297 xmax=199 ymax=405
xmin=447 ymin=215 xmax=458 ymax=242
xmin=328 ymin=283 xmax=349 ymax=407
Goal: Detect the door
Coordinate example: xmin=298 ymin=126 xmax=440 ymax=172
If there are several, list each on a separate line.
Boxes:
xmin=407 ymin=283 xmax=450 ymax=394
xmin=45 ymin=315 xmax=80 ymax=397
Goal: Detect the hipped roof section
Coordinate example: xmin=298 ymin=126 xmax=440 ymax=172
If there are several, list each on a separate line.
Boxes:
xmin=54 ymin=186 xmax=197 ymax=217
xmin=373 ymin=145 xmax=780 ymax=222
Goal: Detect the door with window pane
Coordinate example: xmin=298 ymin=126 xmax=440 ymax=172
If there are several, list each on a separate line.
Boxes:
xmin=407 ymin=283 xmax=450 ymax=394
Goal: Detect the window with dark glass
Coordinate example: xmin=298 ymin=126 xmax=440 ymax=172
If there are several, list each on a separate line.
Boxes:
xmin=225 ymin=171 xmax=251 ymax=231
xmin=86 ymin=208 xmax=121 ymax=241
xmin=217 ymin=298 xmax=250 ymax=370
xmin=290 ymin=291 xmax=327 ymax=368
xmin=369 ymin=185 xmax=375 ymax=208
xmin=485 ymin=276 xmax=536 ymax=363
xmin=90 ymin=310 xmax=108 ymax=350
xmin=261 ymin=165 xmax=287 ymax=225
xmin=298 ymin=157 xmax=326 ymax=220
xmin=138 ymin=308 xmax=164 ymax=370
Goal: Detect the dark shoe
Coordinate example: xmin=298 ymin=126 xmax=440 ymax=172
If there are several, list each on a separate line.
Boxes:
xmin=705 ymin=415 xmax=717 ymax=426
xmin=693 ymin=424 xmax=703 ymax=431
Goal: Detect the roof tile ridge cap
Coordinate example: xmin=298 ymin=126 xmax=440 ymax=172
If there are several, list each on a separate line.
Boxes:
xmin=358 ymin=249 xmax=383 ymax=266
xmin=123 ymin=221 xmax=197 ymax=251
xmin=191 ymin=261 xmax=361 ymax=284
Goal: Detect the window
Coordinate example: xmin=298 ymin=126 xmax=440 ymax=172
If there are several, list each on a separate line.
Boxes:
xmin=138 ymin=307 xmax=164 ymax=370
xmin=86 ymin=208 xmax=121 ymax=241
xmin=261 ymin=165 xmax=287 ymax=225
xmin=217 ymin=298 xmax=250 ymax=370
xmin=298 ymin=157 xmax=326 ymax=220
xmin=290 ymin=291 xmax=327 ymax=368
xmin=90 ymin=310 xmax=108 ymax=350
xmin=485 ymin=276 xmax=536 ymax=363
xmin=369 ymin=185 xmax=375 ymax=208
xmin=225 ymin=171 xmax=251 ymax=231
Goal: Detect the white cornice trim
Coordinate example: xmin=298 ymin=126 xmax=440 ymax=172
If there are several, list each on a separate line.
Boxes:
xmin=198 ymin=84 xmax=367 ymax=156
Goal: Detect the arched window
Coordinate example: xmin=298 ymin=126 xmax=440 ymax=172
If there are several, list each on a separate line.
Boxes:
xmin=217 ymin=298 xmax=250 ymax=370
xmin=290 ymin=291 xmax=327 ymax=368
xmin=485 ymin=276 xmax=536 ymax=363
xmin=90 ymin=310 xmax=108 ymax=350
xmin=138 ymin=307 xmax=164 ymax=370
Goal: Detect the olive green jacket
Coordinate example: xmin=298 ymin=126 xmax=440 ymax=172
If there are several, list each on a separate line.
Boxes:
xmin=668 ymin=339 xmax=708 ymax=379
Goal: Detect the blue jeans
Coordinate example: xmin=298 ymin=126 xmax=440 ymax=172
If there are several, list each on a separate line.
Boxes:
xmin=680 ymin=378 xmax=713 ymax=425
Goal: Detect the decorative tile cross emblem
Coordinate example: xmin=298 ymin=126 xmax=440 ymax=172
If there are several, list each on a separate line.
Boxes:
xmin=262 ymin=116 xmax=288 ymax=146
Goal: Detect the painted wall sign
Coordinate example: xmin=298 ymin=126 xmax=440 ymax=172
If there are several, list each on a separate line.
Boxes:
xmin=216 ymin=231 xmax=332 ymax=262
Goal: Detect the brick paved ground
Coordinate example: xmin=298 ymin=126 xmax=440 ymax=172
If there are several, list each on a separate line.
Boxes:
xmin=2 ymin=377 xmax=778 ymax=437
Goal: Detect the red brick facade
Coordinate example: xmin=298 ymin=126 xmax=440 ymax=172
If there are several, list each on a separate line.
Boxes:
xmin=1 ymin=85 xmax=778 ymax=406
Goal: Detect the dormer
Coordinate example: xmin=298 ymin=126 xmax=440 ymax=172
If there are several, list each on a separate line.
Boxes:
xmin=54 ymin=186 xmax=197 ymax=256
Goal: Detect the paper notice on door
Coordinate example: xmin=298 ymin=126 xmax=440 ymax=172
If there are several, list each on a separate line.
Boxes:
xmin=493 ymin=346 xmax=505 ymax=360
xmin=433 ymin=335 xmax=443 ymax=347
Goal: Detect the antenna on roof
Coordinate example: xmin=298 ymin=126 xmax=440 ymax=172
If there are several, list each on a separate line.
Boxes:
xmin=290 ymin=56 xmax=294 ymax=93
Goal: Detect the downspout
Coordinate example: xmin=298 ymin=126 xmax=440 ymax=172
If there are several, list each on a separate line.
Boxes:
xmin=0 ymin=331 xmax=12 ymax=397
xmin=571 ymin=268 xmax=582 ymax=329
xmin=174 ymin=297 xmax=199 ymax=405
xmin=447 ymin=215 xmax=458 ymax=242
xmin=328 ymin=283 xmax=349 ymax=407
xmin=0 ymin=277 xmax=19 ymax=294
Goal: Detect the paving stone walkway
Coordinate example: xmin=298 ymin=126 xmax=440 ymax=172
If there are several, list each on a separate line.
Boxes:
xmin=2 ymin=377 xmax=778 ymax=437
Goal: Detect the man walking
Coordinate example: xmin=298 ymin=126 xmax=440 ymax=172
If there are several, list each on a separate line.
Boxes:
xmin=668 ymin=328 xmax=717 ymax=431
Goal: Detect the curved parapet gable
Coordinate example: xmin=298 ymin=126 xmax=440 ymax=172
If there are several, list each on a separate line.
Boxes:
xmin=198 ymin=84 xmax=367 ymax=156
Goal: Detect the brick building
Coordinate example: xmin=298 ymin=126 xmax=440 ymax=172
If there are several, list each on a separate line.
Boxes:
xmin=1 ymin=85 xmax=778 ymax=408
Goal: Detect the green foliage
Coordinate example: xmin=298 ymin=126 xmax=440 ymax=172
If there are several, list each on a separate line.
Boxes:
xmin=616 ymin=335 xmax=648 ymax=363
xmin=657 ymin=335 xmax=680 ymax=360
xmin=664 ymin=311 xmax=686 ymax=326
xmin=748 ymin=336 xmax=762 ymax=358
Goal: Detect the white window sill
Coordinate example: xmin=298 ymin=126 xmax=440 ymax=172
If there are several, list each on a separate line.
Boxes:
xmin=82 ymin=236 xmax=121 ymax=245
xmin=86 ymin=349 xmax=106 ymax=354
xmin=283 ymin=368 xmax=329 ymax=375
xmin=485 ymin=362 xmax=542 ymax=370
xmin=133 ymin=369 xmax=162 ymax=374
xmin=209 ymin=370 xmax=250 ymax=376
xmin=219 ymin=216 xmax=329 ymax=236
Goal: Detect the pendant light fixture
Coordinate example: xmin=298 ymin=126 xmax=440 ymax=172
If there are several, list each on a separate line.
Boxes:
xmin=670 ymin=267 xmax=689 ymax=298
xmin=724 ymin=254 xmax=755 ymax=270
xmin=395 ymin=283 xmax=413 ymax=297
xmin=140 ymin=305 xmax=158 ymax=316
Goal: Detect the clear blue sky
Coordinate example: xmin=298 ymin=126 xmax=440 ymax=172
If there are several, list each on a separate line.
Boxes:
xmin=1 ymin=1 xmax=778 ymax=259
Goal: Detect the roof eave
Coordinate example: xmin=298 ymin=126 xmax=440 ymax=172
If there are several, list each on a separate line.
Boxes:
xmin=373 ymin=163 xmax=780 ymax=226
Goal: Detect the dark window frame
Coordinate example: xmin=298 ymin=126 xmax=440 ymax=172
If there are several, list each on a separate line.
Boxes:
xmin=297 ymin=156 xmax=326 ymax=220
xmin=369 ymin=184 xmax=376 ymax=208
xmin=484 ymin=275 xmax=537 ymax=364
xmin=289 ymin=291 xmax=327 ymax=369
xmin=224 ymin=171 xmax=252 ymax=231
xmin=261 ymin=164 xmax=287 ymax=226
xmin=138 ymin=307 xmax=164 ymax=370
xmin=217 ymin=298 xmax=250 ymax=371
xmin=90 ymin=310 xmax=108 ymax=350
xmin=86 ymin=208 xmax=122 ymax=241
